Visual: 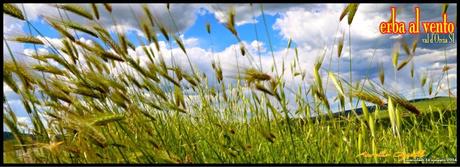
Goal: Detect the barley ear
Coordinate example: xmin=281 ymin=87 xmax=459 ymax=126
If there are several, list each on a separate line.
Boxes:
xmin=401 ymin=38 xmax=411 ymax=56
xmin=9 ymin=36 xmax=44 ymax=45
xmin=420 ymin=72 xmax=427 ymax=87
xmin=428 ymin=80 xmax=433 ymax=96
xmin=226 ymin=8 xmax=238 ymax=36
xmin=329 ymin=72 xmax=345 ymax=97
xmin=378 ymin=63 xmax=385 ymax=85
xmin=206 ymin=22 xmax=211 ymax=34
xmin=347 ymin=4 xmax=359 ymax=25
xmin=411 ymin=37 xmax=418 ymax=53
xmin=174 ymin=35 xmax=187 ymax=54
xmin=388 ymin=97 xmax=397 ymax=136
xmin=62 ymin=20 xmax=98 ymax=37
xmin=103 ymin=3 xmax=112 ymax=13
xmin=56 ymin=4 xmax=94 ymax=20
xmin=239 ymin=43 xmax=246 ymax=56
xmin=391 ymin=44 xmax=400 ymax=68
xmin=159 ymin=26 xmax=170 ymax=41
xmin=368 ymin=115 xmax=375 ymax=138
xmin=91 ymin=114 xmax=125 ymax=126
xmin=3 ymin=66 xmax=20 ymax=93
xmin=91 ymin=3 xmax=99 ymax=20
xmin=396 ymin=60 xmax=410 ymax=71
xmin=3 ymin=3 xmax=25 ymax=20
xmin=339 ymin=4 xmax=350 ymax=21
xmin=442 ymin=4 xmax=449 ymax=15
xmin=338 ymin=33 xmax=344 ymax=57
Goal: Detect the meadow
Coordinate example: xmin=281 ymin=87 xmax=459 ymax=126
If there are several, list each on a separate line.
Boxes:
xmin=2 ymin=3 xmax=457 ymax=164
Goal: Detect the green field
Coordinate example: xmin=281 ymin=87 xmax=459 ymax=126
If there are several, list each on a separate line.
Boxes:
xmin=3 ymin=97 xmax=457 ymax=163
xmin=3 ymin=3 xmax=457 ymax=164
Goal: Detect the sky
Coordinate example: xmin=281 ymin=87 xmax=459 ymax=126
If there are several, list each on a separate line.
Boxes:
xmin=3 ymin=3 xmax=457 ymax=131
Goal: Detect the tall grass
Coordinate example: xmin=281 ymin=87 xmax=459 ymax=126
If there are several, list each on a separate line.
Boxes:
xmin=2 ymin=3 xmax=457 ymax=164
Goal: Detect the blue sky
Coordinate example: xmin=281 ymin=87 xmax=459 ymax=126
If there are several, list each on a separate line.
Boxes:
xmin=3 ymin=3 xmax=457 ymax=131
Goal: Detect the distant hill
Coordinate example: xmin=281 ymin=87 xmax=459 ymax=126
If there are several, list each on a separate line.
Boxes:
xmin=3 ymin=132 xmax=36 ymax=141
xmin=3 ymin=132 xmax=14 ymax=140
xmin=302 ymin=96 xmax=455 ymax=122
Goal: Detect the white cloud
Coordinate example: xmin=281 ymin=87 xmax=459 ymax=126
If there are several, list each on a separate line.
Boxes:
xmin=273 ymin=4 xmax=389 ymax=51
xmin=17 ymin=3 xmax=203 ymax=34
xmin=390 ymin=34 xmax=403 ymax=39
xmin=3 ymin=83 xmax=13 ymax=95
xmin=205 ymin=4 xmax=324 ymax=26
xmin=207 ymin=4 xmax=258 ymax=26
xmin=37 ymin=36 xmax=64 ymax=49
xmin=3 ymin=15 xmax=25 ymax=36
xmin=183 ymin=36 xmax=200 ymax=47
xmin=3 ymin=14 xmax=26 ymax=61
xmin=24 ymin=48 xmax=49 ymax=56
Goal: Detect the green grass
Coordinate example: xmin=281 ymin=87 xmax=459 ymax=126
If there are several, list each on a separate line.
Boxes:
xmin=3 ymin=97 xmax=456 ymax=163
xmin=2 ymin=3 xmax=457 ymax=164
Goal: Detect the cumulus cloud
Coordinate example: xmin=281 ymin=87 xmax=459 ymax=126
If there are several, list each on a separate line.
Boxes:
xmin=273 ymin=5 xmax=344 ymax=50
xmin=205 ymin=3 xmax=324 ymax=26
xmin=16 ymin=3 xmax=203 ymax=34
xmin=270 ymin=3 xmax=457 ymax=100
xmin=3 ymin=15 xmax=25 ymax=36
xmin=3 ymin=14 xmax=26 ymax=62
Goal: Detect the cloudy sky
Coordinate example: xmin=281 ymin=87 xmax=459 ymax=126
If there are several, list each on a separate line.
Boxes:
xmin=3 ymin=3 xmax=457 ymax=130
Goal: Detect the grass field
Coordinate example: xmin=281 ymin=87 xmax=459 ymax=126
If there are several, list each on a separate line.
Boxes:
xmin=4 ymin=97 xmax=457 ymax=163
xmin=2 ymin=3 xmax=457 ymax=164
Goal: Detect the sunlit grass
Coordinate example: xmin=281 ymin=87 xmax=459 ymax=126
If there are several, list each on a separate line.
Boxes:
xmin=2 ymin=3 xmax=457 ymax=164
